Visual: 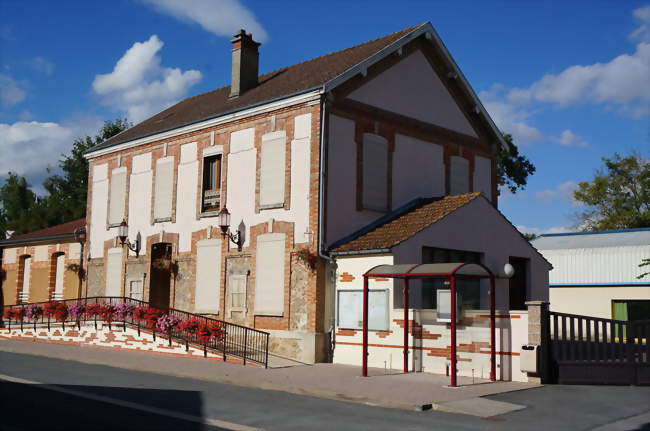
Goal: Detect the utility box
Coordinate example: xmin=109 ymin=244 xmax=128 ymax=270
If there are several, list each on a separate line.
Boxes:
xmin=520 ymin=345 xmax=539 ymax=373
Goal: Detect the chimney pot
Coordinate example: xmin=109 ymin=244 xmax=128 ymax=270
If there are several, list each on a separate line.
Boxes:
xmin=229 ymin=29 xmax=261 ymax=98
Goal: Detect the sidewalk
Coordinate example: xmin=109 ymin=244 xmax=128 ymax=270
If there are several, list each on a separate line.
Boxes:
xmin=0 ymin=338 xmax=537 ymax=416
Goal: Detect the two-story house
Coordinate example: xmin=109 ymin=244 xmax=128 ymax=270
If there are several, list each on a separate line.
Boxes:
xmin=83 ymin=23 xmax=550 ymax=374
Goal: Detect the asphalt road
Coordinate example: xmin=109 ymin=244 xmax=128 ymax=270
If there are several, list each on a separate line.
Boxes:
xmin=1 ymin=351 xmax=649 ymax=431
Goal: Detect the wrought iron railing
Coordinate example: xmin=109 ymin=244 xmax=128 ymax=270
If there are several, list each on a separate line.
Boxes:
xmin=1 ymin=296 xmax=270 ymax=368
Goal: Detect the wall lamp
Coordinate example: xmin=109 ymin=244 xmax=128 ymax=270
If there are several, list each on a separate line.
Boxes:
xmin=118 ymin=219 xmax=141 ymax=257
xmin=218 ymin=206 xmax=243 ymax=252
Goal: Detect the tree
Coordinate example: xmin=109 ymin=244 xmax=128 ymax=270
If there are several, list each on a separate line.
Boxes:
xmin=41 ymin=118 xmax=130 ymax=225
xmin=573 ymin=152 xmax=649 ymax=231
xmin=522 ymin=232 xmax=538 ymax=241
xmin=0 ymin=173 xmax=47 ymax=235
xmin=497 ymin=134 xmax=536 ymax=194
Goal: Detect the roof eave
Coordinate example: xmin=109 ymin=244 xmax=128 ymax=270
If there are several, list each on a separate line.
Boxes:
xmin=0 ymin=233 xmax=77 ymax=248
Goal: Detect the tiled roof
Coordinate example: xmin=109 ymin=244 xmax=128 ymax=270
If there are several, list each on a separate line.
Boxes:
xmin=92 ymin=24 xmax=422 ymax=153
xmin=331 ymin=193 xmax=480 ymax=253
xmin=2 ymin=218 xmax=85 ymax=244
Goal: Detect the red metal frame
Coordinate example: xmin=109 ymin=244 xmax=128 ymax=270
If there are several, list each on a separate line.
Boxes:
xmin=361 ymin=262 xmax=496 ymax=387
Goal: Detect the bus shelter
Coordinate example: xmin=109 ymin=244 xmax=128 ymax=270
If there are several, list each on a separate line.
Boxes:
xmin=362 ymin=263 xmax=496 ymax=387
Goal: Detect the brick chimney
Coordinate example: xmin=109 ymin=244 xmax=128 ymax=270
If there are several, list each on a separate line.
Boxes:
xmin=229 ymin=29 xmax=261 ymax=98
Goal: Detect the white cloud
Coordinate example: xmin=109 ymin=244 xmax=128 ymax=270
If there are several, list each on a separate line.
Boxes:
xmin=92 ymin=35 xmax=202 ymax=122
xmin=29 ymin=57 xmax=54 ymax=75
xmin=535 ymin=181 xmax=578 ymax=203
xmin=480 ymin=85 xmax=544 ymax=145
xmin=0 ymin=116 xmax=102 ymax=182
xmin=630 ymin=5 xmax=650 ymax=42
xmin=0 ymin=73 xmax=26 ymax=108
xmin=506 ymin=42 xmax=650 ymax=116
xmin=551 ymin=130 xmax=587 ymax=148
xmin=141 ymin=0 xmax=268 ymax=42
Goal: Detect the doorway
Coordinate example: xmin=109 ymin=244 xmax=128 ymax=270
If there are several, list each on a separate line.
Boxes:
xmin=149 ymin=243 xmax=172 ymax=310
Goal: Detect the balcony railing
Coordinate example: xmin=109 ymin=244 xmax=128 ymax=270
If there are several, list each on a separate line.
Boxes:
xmin=2 ymin=296 xmax=270 ymax=368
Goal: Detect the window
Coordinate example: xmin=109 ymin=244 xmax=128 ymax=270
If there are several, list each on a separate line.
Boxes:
xmin=508 ymin=257 xmax=528 ymax=310
xmin=19 ymin=255 xmax=31 ymax=302
xmin=202 ymin=155 xmax=222 ymax=213
xmin=195 ymin=239 xmax=221 ymax=313
xmin=394 ymin=247 xmax=483 ymax=309
xmin=449 ymin=156 xmax=469 ymax=195
xmin=129 ymin=280 xmax=143 ymax=301
xmin=612 ymin=300 xmax=650 ymax=322
xmin=106 ymin=248 xmax=123 ymax=297
xmin=361 ymin=133 xmax=389 ymax=211
xmin=228 ymin=273 xmax=247 ymax=311
xmin=154 ymin=157 xmax=174 ymax=221
xmin=254 ymin=233 xmax=286 ymax=316
xmin=260 ymin=131 xmax=286 ymax=208
xmin=108 ymin=167 xmax=127 ymax=225
xmin=53 ymin=253 xmax=65 ymax=300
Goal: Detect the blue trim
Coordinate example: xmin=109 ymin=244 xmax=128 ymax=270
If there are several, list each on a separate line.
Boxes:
xmin=550 ymin=282 xmax=650 ymax=287
xmin=539 ymin=227 xmax=650 ymax=238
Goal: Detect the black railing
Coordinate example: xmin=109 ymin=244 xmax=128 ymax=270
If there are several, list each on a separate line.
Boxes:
xmin=2 ymin=296 xmax=270 ymax=368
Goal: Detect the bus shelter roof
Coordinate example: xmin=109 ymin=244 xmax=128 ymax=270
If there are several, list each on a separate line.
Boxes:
xmin=364 ymin=262 xmax=493 ymax=279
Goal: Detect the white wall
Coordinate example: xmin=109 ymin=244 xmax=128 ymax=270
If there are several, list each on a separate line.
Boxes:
xmin=348 ymin=49 xmax=477 ymax=138
xmin=88 ymin=113 xmax=312 ymax=262
xmin=550 ymin=286 xmax=650 ymax=319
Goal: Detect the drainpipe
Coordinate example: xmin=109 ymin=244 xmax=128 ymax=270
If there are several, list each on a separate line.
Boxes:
xmin=317 ymin=94 xmax=336 ymax=361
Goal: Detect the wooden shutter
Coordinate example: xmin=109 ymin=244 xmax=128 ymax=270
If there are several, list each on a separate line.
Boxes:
xmin=362 ymin=133 xmax=389 ymax=211
xmin=154 ymin=157 xmax=174 ymax=220
xmin=108 ymin=168 xmax=127 ymax=225
xmin=254 ymin=233 xmax=285 ymax=315
xmin=260 ymin=131 xmax=286 ymax=208
xmin=195 ymin=239 xmax=221 ymax=313
xmin=106 ymin=248 xmax=122 ymax=296
xmin=449 ymin=156 xmax=470 ymax=195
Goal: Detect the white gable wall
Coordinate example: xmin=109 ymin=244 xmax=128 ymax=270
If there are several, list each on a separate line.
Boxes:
xmin=348 ymin=49 xmax=478 ymax=138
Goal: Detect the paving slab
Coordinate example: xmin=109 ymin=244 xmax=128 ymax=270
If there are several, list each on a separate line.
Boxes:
xmin=0 ymin=338 xmax=539 ymax=415
xmin=436 ymin=397 xmax=526 ymax=417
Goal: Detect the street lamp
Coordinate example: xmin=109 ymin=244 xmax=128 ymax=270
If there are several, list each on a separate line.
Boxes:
xmin=73 ymin=226 xmax=87 ymax=299
xmin=118 ymin=219 xmax=141 ymax=257
xmin=218 ymin=206 xmax=243 ymax=252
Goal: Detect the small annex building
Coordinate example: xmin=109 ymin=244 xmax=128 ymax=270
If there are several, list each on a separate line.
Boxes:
xmin=1 ymin=218 xmax=86 ymax=306
xmin=329 ymin=193 xmax=551 ymax=382
xmin=532 ymin=229 xmax=650 ymax=321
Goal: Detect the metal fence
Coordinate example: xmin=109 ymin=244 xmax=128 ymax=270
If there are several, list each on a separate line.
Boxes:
xmin=2 ymin=296 xmax=270 ymax=368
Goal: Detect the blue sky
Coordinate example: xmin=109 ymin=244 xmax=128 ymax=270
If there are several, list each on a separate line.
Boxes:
xmin=1 ymin=0 xmax=648 ymax=234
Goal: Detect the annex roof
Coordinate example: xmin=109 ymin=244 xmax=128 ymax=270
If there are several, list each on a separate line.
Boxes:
xmin=87 ymin=22 xmax=505 ymax=157
xmin=532 ymin=228 xmax=650 ymax=250
xmin=330 ymin=193 xmax=480 ymax=253
xmin=0 ymin=218 xmax=85 ymax=246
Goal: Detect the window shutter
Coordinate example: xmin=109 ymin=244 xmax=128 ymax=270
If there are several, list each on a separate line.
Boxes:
xmin=254 ymin=233 xmax=285 ymax=315
xmin=260 ymin=131 xmax=286 ymax=207
xmin=54 ymin=254 xmax=65 ymax=297
xmin=449 ymin=156 xmax=470 ymax=195
xmin=106 ymin=248 xmax=122 ymax=296
xmin=362 ymin=133 xmax=388 ymax=211
xmin=154 ymin=157 xmax=174 ymax=220
xmin=108 ymin=168 xmax=127 ymax=225
xmin=195 ymin=239 xmax=221 ymax=313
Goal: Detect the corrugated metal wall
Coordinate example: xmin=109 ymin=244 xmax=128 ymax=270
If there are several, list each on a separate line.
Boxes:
xmin=543 ymin=245 xmax=650 ymax=284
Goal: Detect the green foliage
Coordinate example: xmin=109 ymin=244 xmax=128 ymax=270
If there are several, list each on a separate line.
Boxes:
xmin=638 ymin=258 xmax=650 ymax=280
xmin=0 ymin=118 xmax=130 ymax=237
xmin=497 ymin=134 xmax=536 ymax=194
xmin=573 ymin=152 xmax=649 ymax=231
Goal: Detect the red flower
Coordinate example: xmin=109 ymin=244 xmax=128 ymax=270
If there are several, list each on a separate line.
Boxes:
xmin=86 ymin=303 xmax=103 ymax=317
xmin=3 ymin=308 xmax=24 ymax=320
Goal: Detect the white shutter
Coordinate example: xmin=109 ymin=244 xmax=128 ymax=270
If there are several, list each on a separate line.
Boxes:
xmin=154 ymin=157 xmax=174 ymax=220
xmin=362 ymin=133 xmax=388 ymax=211
xmin=254 ymin=233 xmax=285 ymax=315
xmin=106 ymin=248 xmax=123 ymax=296
xmin=21 ymin=256 xmax=31 ymax=298
xmin=108 ymin=168 xmax=127 ymax=225
xmin=473 ymin=155 xmax=492 ymax=199
xmin=195 ymin=239 xmax=221 ymax=313
xmin=449 ymin=156 xmax=470 ymax=195
xmin=260 ymin=131 xmax=286 ymax=207
xmin=54 ymin=254 xmax=65 ymax=298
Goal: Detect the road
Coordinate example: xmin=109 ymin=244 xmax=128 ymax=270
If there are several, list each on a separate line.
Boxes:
xmin=1 ymin=351 xmax=649 ymax=431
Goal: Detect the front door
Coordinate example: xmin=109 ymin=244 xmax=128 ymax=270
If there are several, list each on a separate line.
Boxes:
xmin=149 ymin=243 xmax=172 ymax=310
